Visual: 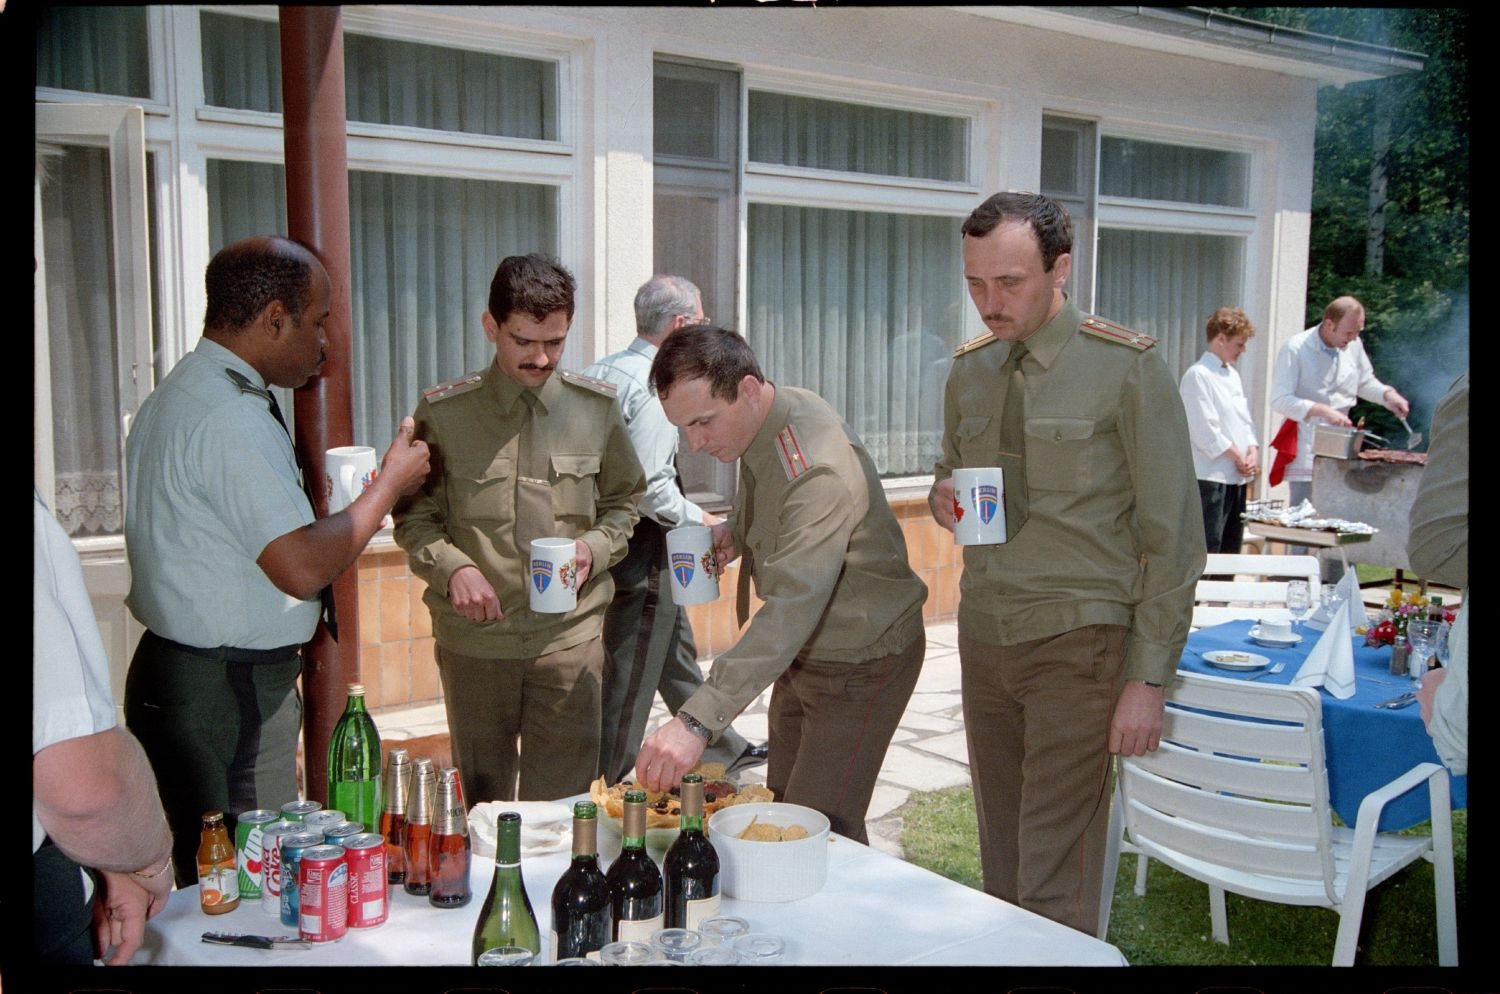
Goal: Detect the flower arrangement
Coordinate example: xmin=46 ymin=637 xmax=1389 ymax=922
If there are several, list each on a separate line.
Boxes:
xmin=1358 ymin=589 xmax=1455 ymax=646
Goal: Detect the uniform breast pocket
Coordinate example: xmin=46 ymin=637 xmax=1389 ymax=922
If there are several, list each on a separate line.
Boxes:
xmin=954 ymin=415 xmax=994 ymax=461
xmin=1025 ymin=417 xmax=1094 ymax=492
xmin=453 ymin=455 xmax=514 ymax=522
xmin=550 ymin=453 xmax=600 ymax=523
xmin=744 ymin=519 xmax=779 ymax=564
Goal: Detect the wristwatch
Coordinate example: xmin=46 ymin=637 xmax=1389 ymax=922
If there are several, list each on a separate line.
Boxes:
xmin=677 ymin=711 xmax=713 ymax=743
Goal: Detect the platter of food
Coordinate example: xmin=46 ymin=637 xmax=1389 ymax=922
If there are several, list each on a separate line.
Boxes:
xmin=588 ymin=763 xmax=774 ymax=850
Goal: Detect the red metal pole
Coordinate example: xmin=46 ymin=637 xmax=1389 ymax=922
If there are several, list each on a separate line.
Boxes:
xmin=279 ymin=5 xmax=357 ymax=805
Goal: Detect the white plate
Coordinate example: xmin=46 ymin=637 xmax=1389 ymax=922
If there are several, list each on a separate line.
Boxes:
xmin=1202 ymin=650 xmax=1271 ymax=671
xmin=1249 ymin=627 xmax=1303 ymax=648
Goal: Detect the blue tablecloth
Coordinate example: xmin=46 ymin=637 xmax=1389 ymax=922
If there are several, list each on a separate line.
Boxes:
xmin=1180 ymin=619 xmax=1467 ymax=831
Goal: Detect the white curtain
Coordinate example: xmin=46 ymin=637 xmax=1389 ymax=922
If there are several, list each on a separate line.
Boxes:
xmin=1100 ymin=137 xmax=1248 ymax=208
xmin=1095 ymin=228 xmax=1245 ymax=382
xmin=200 ymin=10 xmax=557 ymax=142
xmin=36 ymin=6 xmax=150 ymax=97
xmin=208 ymin=160 xmax=557 ymax=456
xmin=749 ymin=92 xmax=965 ymax=183
xmin=42 ymin=146 xmax=124 ymax=537
xmin=747 ymin=204 xmax=963 ymax=477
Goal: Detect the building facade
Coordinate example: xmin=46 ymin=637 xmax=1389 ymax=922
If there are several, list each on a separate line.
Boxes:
xmin=34 ymin=5 xmax=1418 ymax=712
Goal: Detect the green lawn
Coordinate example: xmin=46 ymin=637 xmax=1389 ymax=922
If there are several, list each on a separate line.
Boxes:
xmin=898 ymin=785 xmax=1465 ymax=966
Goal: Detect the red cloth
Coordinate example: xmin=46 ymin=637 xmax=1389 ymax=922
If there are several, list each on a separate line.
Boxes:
xmin=1269 ymin=418 xmax=1298 ymax=487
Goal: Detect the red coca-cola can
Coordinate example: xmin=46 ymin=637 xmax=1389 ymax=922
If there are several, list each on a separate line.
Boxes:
xmin=342 ymin=832 xmax=388 ymax=929
xmin=297 ymin=845 xmax=348 ymax=943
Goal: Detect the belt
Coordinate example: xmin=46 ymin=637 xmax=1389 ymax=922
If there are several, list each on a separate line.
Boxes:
xmin=143 ymin=629 xmax=301 ymax=664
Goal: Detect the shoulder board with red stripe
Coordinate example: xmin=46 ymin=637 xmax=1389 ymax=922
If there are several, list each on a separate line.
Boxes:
xmin=559 ymin=369 xmax=618 ymax=397
xmin=775 ymin=424 xmax=810 ymax=481
xmin=423 ymin=374 xmax=483 ymax=402
xmin=953 ymin=331 xmax=998 ymax=357
xmin=1080 ymin=316 xmax=1156 ymax=352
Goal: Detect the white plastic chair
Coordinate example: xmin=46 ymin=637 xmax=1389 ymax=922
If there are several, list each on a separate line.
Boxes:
xmin=1097 ymin=672 xmax=1456 ymax=966
xmin=1193 ymin=553 xmax=1322 ymax=629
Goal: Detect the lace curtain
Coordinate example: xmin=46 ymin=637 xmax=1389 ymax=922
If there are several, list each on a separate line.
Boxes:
xmin=41 ymin=146 xmax=125 ymax=538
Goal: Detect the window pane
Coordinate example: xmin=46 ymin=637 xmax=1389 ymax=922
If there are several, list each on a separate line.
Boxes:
xmin=41 ymin=146 xmax=124 ymax=537
xmin=1095 ymin=228 xmax=1245 ymax=380
xmin=1099 ymin=137 xmax=1248 ymax=208
xmin=207 ymin=160 xmax=558 ymax=456
xmin=36 ymin=6 xmax=150 ymax=98
xmin=655 ymin=75 xmax=722 ymax=160
xmin=200 ymin=11 xmax=282 ymax=113
xmin=749 ymin=92 xmax=966 ymax=183
xmin=345 ymin=34 xmax=558 ymax=140
xmin=748 ymin=204 xmax=964 ymax=477
xmin=202 ymin=12 xmax=559 ymax=140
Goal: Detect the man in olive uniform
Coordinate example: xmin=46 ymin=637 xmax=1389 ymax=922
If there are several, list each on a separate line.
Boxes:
xmin=929 ymin=192 xmax=1203 ymax=934
xmin=634 ymin=326 xmax=927 ymax=844
xmin=394 ymin=254 xmax=644 ymax=802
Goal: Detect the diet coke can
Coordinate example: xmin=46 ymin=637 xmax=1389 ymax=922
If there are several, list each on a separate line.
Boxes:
xmin=258 ymin=819 xmax=302 ymax=917
xmin=342 ymin=833 xmax=388 ymax=928
xmin=298 ymin=845 xmax=349 ymax=943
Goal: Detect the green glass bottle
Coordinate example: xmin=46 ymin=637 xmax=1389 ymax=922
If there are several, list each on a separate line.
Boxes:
xmin=664 ymin=773 xmax=720 ymax=929
xmin=471 ymin=811 xmax=541 ymax=964
xmin=550 ymin=801 xmax=612 ymax=961
xmin=606 ymin=789 xmax=663 ymax=942
xmin=327 ymin=683 xmax=383 ymax=830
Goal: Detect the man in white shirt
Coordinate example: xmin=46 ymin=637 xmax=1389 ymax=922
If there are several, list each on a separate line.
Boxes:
xmin=1180 ymin=307 xmax=1259 ymax=555
xmin=1269 ymin=295 xmax=1410 ymax=507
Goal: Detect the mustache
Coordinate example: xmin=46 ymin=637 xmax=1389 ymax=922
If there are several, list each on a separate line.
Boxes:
xmin=520 ymin=362 xmax=552 ymax=371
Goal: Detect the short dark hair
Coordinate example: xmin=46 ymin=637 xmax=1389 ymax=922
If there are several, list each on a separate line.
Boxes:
xmin=488 ymin=254 xmax=576 ymax=324
xmin=203 ymin=236 xmax=318 ymax=331
xmin=649 ymin=324 xmax=763 ymax=402
xmin=1206 ymin=306 xmax=1256 ymax=343
xmin=961 ymin=192 xmax=1074 ymax=272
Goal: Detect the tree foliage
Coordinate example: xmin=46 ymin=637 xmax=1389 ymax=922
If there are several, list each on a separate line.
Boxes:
xmin=1222 ymin=8 xmax=1469 ymax=436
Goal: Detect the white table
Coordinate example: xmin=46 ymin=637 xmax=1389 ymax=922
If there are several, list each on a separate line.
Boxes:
xmin=139 ymin=818 xmax=1126 ymax=967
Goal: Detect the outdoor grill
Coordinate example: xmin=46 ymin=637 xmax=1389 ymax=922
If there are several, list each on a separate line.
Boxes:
xmin=1311 ymin=449 xmax=1428 ymax=572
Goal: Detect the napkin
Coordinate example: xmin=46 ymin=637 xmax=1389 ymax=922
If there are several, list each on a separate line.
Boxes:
xmin=1291 ymin=597 xmax=1356 ymax=699
xmin=468 ymin=800 xmax=572 ymax=859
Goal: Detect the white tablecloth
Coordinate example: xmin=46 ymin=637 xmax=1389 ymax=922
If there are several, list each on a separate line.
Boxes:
xmin=140 ymin=817 xmax=1126 ymax=967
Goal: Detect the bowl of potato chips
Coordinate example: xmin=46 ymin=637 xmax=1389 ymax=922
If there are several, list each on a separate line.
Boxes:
xmin=707 ymin=802 xmax=830 ymax=902
xmin=589 ymin=763 xmax=774 ymax=853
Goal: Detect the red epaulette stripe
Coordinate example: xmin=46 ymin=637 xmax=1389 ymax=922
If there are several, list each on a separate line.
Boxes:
xmin=777 ymin=426 xmax=808 ymax=479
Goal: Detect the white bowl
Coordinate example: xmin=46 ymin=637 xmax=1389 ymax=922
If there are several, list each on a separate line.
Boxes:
xmin=707 ymin=802 xmax=830 ymax=902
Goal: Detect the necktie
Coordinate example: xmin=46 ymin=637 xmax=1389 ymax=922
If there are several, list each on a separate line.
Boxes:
xmin=734 ymin=465 xmax=755 ymax=629
xmin=266 ymin=390 xmax=339 ymax=641
xmin=515 ymin=391 xmax=552 ymax=556
xmin=996 ymin=341 xmax=1028 ymax=541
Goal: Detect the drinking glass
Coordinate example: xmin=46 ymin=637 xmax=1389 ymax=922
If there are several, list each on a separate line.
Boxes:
xmin=1406 ymin=619 xmax=1440 ymax=688
xmin=1286 ymin=580 xmax=1312 ymax=631
xmin=731 ymin=932 xmax=785 ymax=965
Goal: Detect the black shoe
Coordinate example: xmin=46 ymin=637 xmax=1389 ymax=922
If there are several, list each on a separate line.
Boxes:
xmin=726 ymin=741 xmax=769 ymax=777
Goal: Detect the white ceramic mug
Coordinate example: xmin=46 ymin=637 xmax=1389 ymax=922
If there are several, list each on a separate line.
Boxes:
xmin=529 ymin=537 xmax=579 ymax=613
xmin=325 ymin=446 xmax=379 ymax=513
xmin=952 ymin=467 xmax=1008 ymax=545
xmin=665 ymin=525 xmax=719 ymax=606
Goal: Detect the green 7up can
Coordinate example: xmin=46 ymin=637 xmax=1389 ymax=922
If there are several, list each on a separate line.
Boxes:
xmin=235 ymin=809 xmax=280 ymax=901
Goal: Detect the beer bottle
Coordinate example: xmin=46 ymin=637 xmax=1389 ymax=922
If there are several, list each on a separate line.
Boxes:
xmin=428 ymin=767 xmax=472 ymax=908
xmin=402 ymin=758 xmax=436 ymax=896
xmin=198 ymin=810 xmax=241 ymax=914
xmin=380 ymin=747 xmax=412 ymax=885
